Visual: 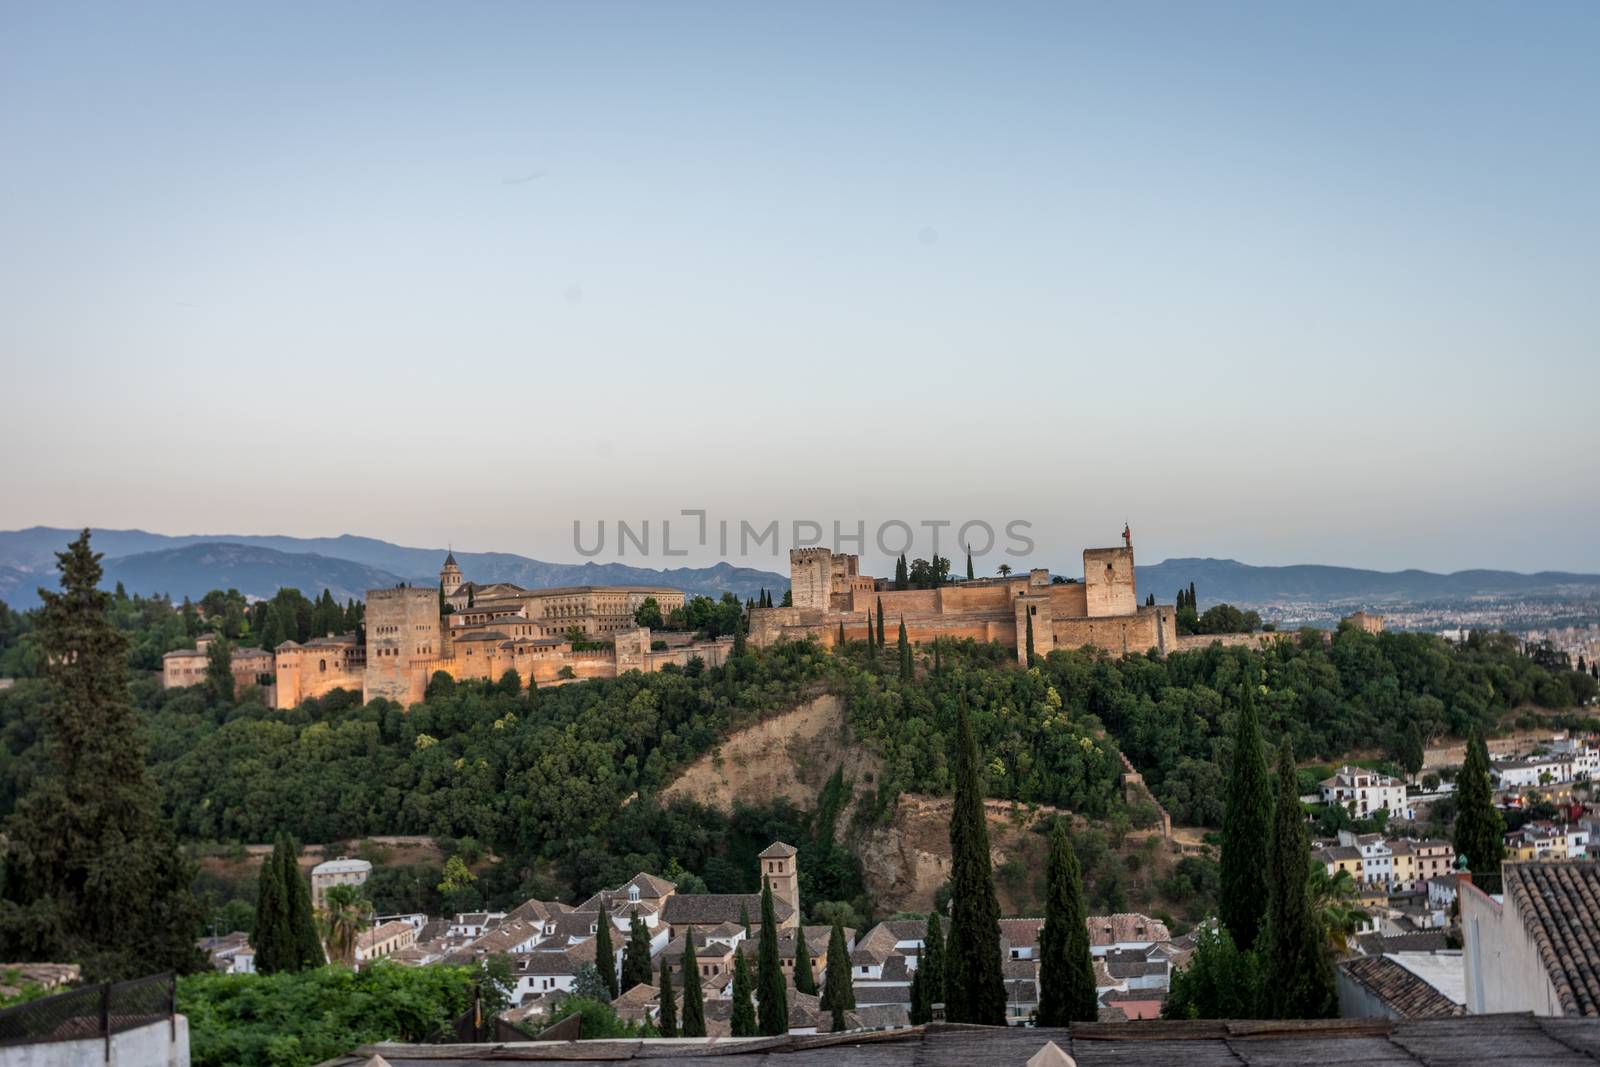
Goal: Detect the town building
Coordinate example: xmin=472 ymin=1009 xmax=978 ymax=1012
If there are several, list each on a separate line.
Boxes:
xmin=1319 ymin=765 xmax=1412 ymax=821
xmin=310 ymin=856 xmax=372 ymax=911
xmin=1492 ymin=755 xmax=1574 ymax=790
xmin=355 ymin=920 xmax=418 ymax=963
xmin=162 ymin=633 xmax=275 ymax=695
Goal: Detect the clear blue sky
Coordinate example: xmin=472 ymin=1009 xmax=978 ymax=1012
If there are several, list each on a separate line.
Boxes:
xmin=2 ymin=2 xmax=1597 ymax=574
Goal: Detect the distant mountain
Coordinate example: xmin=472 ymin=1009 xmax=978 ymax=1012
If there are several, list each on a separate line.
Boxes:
xmin=0 ymin=527 xmax=790 ymax=606
xmin=1135 ymin=557 xmax=1600 ymax=607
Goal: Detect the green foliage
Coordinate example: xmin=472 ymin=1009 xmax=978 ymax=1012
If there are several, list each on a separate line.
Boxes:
xmin=1036 ymin=822 xmax=1097 ymax=1024
xmin=819 ymin=919 xmax=853 ymax=1031
xmin=1454 ymin=728 xmax=1506 ymax=874
xmin=792 ymin=924 xmax=817 ymax=995
xmin=0 ymin=531 xmax=205 ymax=980
xmin=634 ymin=598 xmax=665 ymax=630
xmin=679 ymin=937 xmax=706 ymax=1037
xmin=594 ymin=902 xmax=618 ymax=999
xmin=921 ymin=911 xmax=944 ymax=1004
xmin=543 ymin=994 xmax=650 ymax=1039
xmin=179 ymin=962 xmax=480 ymax=1067
xmin=1263 ymin=740 xmax=1336 ymax=1019
xmin=657 ymin=955 xmax=677 ymax=1037
xmin=622 ymin=912 xmax=653 ymax=991
xmin=756 ymin=878 xmax=787 ymax=1034
xmin=729 ymin=950 xmax=756 ymax=1037
xmin=1220 ymin=690 xmax=1272 ymax=951
xmin=253 ymin=837 xmax=294 ymax=974
xmin=284 ymin=839 xmax=324 ymax=970
xmin=206 ymin=636 xmax=235 ymax=706
xmin=944 ymin=705 xmax=1006 ymax=1024
xmin=1163 ymin=926 xmax=1261 ymax=1019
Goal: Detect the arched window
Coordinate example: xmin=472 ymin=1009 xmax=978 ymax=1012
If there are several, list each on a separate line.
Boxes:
xmin=319 ymin=659 xmax=327 ymax=672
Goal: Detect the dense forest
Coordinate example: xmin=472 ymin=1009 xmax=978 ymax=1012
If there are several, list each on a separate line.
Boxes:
xmin=2 ymin=575 xmax=1593 ymax=932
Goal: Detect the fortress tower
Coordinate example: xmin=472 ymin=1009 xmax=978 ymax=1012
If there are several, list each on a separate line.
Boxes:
xmin=364 ymin=586 xmax=443 ymax=705
xmin=440 ymin=551 xmax=464 ymax=600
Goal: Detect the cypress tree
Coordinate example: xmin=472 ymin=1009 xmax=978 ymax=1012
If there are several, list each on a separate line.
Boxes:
xmin=793 ymin=927 xmax=817 ymax=995
xmin=205 ymin=634 xmax=235 ymax=704
xmin=921 ymin=912 xmax=945 ymax=1006
xmin=0 ymin=530 xmax=204 ymax=980
xmin=837 ymin=621 xmax=846 ymax=649
xmin=966 ymin=547 xmax=974 ymax=581
xmin=740 ymin=902 xmax=752 ymax=938
xmin=945 ymin=705 xmax=1007 ymax=1024
xmin=1025 ymin=611 xmax=1037 ymax=667
xmin=1264 ymin=739 xmax=1336 ymax=1019
xmin=1220 ymin=688 xmax=1272 ymax=951
xmin=1454 ymin=728 xmax=1506 ymax=876
xmin=658 ymin=955 xmax=678 ymax=1037
xmin=908 ymin=960 xmax=929 ymax=1024
xmin=730 ymin=951 xmax=756 ymax=1036
xmin=756 ymin=878 xmax=788 ymax=1035
xmin=819 ymin=920 xmax=854 ymax=1031
xmin=680 ymin=937 xmax=706 ymax=1037
xmin=898 ymin=618 xmax=911 ymax=682
xmin=865 ymin=610 xmax=875 ymax=658
xmin=283 ymin=836 xmax=324 ymax=970
xmin=253 ymin=837 xmax=293 ymax=974
xmin=895 ymin=555 xmax=909 ymax=590
xmin=733 ymin=619 xmax=747 ymax=657
xmin=1188 ymin=582 xmax=1197 ymax=608
xmin=623 ymin=911 xmax=654 ymax=990
xmin=1036 ymin=823 xmax=1097 ymax=1024
xmin=876 ymin=599 xmax=885 ymax=646
xmin=595 ymin=901 xmax=618 ymax=999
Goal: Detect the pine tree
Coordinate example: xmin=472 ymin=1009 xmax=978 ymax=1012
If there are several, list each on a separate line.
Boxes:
xmin=1264 ymin=739 xmax=1336 ymax=1018
xmin=283 ymin=836 xmax=324 ymax=970
xmin=0 ymin=531 xmax=204 ymax=980
xmin=595 ymin=901 xmax=618 ymax=999
xmin=876 ymin=599 xmax=885 ymax=646
xmin=253 ymin=837 xmax=294 ymax=974
xmin=1037 ymin=822 xmax=1098 ymax=1024
xmin=921 ymin=912 xmax=945 ymax=1006
xmin=730 ymin=951 xmax=756 ymax=1036
xmin=1455 ymin=727 xmax=1506 ymax=876
xmin=1220 ymin=688 xmax=1272 ymax=951
xmin=756 ymin=878 xmax=788 ymax=1034
xmin=1025 ymin=611 xmax=1037 ymax=667
xmin=792 ymin=927 xmax=817 ymax=994
xmin=945 ymin=704 xmax=1007 ymax=1024
xmin=658 ymin=955 xmax=678 ymax=1037
xmin=623 ymin=911 xmax=654 ymax=990
xmin=819 ymin=920 xmax=854 ymax=1031
xmin=898 ymin=618 xmax=912 ymax=682
xmin=680 ymin=937 xmax=706 ymax=1037
xmin=205 ymin=634 xmax=235 ymax=705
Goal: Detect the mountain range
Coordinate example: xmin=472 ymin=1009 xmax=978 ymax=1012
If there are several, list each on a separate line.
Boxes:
xmin=3 ymin=527 xmax=1596 ymax=612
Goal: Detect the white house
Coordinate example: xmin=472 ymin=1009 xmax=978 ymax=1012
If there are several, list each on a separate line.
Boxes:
xmin=1492 ymin=756 xmax=1572 ymax=790
xmin=1339 ymin=831 xmax=1395 ymax=885
xmin=1320 ymin=766 xmax=1412 ymax=821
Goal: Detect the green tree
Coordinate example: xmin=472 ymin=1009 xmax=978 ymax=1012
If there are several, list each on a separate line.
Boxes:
xmin=1220 ymin=689 xmax=1273 ymax=951
xmin=0 ymin=531 xmax=204 ymax=980
xmin=944 ymin=704 xmax=1007 ymax=1024
xmin=1454 ymin=728 xmax=1505 ymax=877
xmin=1163 ymin=926 xmax=1260 ymax=1019
xmin=837 ymin=621 xmax=845 ymax=649
xmin=1306 ymin=862 xmax=1363 ymax=953
xmin=205 ymin=635 xmax=235 ymax=704
xmin=966 ymin=547 xmax=975 ymax=581
xmin=1263 ymin=739 xmax=1335 ymax=1019
xmin=895 ymin=555 xmax=909 ymax=590
xmin=729 ymin=950 xmax=756 ymax=1037
xmin=634 ymin=597 xmax=664 ymax=629
xmin=1025 ymin=611 xmax=1036 ymax=668
xmin=921 ymin=912 xmax=944 ymax=1005
xmin=1036 ymin=823 xmax=1097 ymax=1024
xmin=756 ymin=878 xmax=788 ymax=1034
xmin=740 ymin=902 xmax=751 ymax=938
xmin=594 ymin=902 xmax=618 ymax=999
xmin=793 ymin=927 xmax=817 ymax=995
xmin=657 ymin=955 xmax=677 ymax=1037
xmin=819 ymin=920 xmax=854 ymax=1031
xmin=865 ymin=610 xmax=875 ymax=658
xmin=1399 ymin=721 xmax=1426 ymax=779
xmin=622 ymin=912 xmax=653 ymax=991
xmin=282 ymin=837 xmax=324 ymax=970
xmin=253 ymin=838 xmax=294 ymax=974
xmin=876 ymin=599 xmax=885 ymax=647
xmin=320 ymin=883 xmax=370 ymax=967
xmin=679 ymin=937 xmax=705 ymax=1037
xmin=898 ymin=619 xmax=911 ymax=682
xmin=997 ymin=563 xmax=1012 ymax=577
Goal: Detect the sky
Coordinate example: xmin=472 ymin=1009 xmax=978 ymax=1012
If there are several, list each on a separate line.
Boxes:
xmin=2 ymin=1 xmax=1597 ymax=576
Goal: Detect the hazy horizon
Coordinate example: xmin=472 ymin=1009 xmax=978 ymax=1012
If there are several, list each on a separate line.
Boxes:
xmin=4 ymin=2 xmax=1598 ymax=573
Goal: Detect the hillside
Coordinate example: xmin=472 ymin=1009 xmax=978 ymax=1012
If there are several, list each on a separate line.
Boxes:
xmin=1135 ymin=556 xmax=1600 ymax=607
xmin=0 ymin=527 xmax=789 ymax=605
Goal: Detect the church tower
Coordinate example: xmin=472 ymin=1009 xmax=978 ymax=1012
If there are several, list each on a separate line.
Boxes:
xmin=440 ymin=550 xmax=464 ymax=599
xmin=758 ymin=841 xmax=800 ymax=930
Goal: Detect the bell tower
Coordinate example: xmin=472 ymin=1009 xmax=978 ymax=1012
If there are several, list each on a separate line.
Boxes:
xmin=440 ymin=550 xmax=464 ymax=599
xmin=758 ymin=841 xmax=800 ymax=930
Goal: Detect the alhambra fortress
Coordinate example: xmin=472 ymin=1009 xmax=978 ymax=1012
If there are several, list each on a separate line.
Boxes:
xmin=167 ymin=535 xmax=1245 ymax=709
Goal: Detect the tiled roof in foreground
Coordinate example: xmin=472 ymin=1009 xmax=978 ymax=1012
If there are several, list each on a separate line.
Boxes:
xmin=1338 ymin=955 xmax=1464 ymax=1019
xmin=1504 ymin=860 xmax=1600 ymax=1016
xmin=318 ymin=1014 xmax=1600 ymax=1066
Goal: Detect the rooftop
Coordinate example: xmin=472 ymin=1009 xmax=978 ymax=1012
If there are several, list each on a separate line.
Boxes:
xmin=1504 ymin=860 xmax=1600 ymax=1016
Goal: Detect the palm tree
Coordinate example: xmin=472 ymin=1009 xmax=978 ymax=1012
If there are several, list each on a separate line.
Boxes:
xmin=320 ymin=883 xmax=372 ymax=966
xmin=1306 ymin=861 xmax=1364 ymax=954
xmin=997 ymin=564 xmax=1013 ymax=578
